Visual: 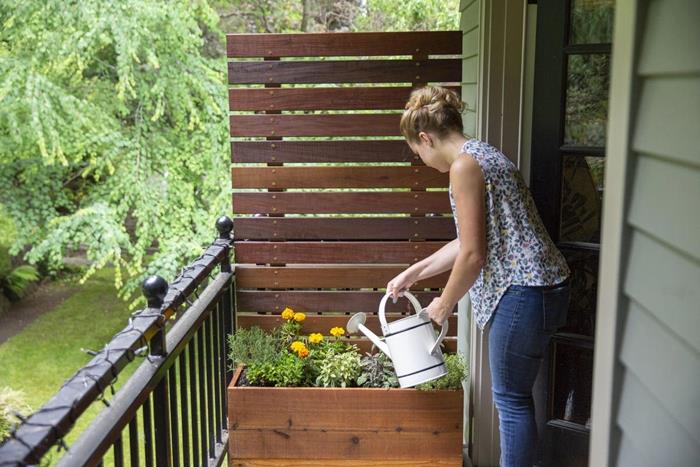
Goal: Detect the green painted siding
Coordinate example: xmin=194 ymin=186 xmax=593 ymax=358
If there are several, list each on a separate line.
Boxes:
xmin=460 ymin=0 xmax=479 ymax=137
xmin=613 ymin=0 xmax=700 ymax=464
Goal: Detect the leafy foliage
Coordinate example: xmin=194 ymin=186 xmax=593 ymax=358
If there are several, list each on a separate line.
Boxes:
xmin=0 ymin=0 xmax=229 ymax=308
xmin=315 ymin=350 xmax=362 ymax=388
xmin=215 ymin=0 xmax=458 ymax=34
xmin=357 ymin=351 xmax=398 ymax=388
xmin=0 ymin=387 xmax=30 ymax=443
xmin=227 ymin=325 xmax=280 ymax=368
xmin=1 ymin=265 xmax=39 ymax=301
xmin=415 ymin=353 xmax=468 ymax=391
xmin=0 ymin=0 xmax=458 ymax=308
xmin=247 ymin=351 xmax=306 ymax=387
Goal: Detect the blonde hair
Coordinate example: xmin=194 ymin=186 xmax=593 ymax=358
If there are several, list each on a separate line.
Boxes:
xmin=400 ymin=86 xmax=465 ymax=143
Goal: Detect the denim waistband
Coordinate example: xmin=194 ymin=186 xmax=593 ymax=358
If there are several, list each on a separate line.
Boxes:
xmin=509 ymin=278 xmax=569 ymax=291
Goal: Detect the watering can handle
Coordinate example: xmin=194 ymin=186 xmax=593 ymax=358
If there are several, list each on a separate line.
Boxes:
xmin=378 ymin=291 xmax=423 ymax=332
xmin=378 ymin=292 xmax=448 ymax=354
xmin=421 ymin=308 xmax=449 ymax=355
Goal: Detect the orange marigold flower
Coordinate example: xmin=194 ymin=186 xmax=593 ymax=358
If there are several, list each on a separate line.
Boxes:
xmin=290 ymin=341 xmax=306 ymax=353
xmin=281 ymin=307 xmax=295 ymax=320
xmin=330 ymin=326 xmax=345 ymax=337
xmin=308 ymin=333 xmax=323 ymax=344
xmin=297 ymin=347 xmax=309 ymax=358
xmin=293 ymin=312 xmax=306 ymax=322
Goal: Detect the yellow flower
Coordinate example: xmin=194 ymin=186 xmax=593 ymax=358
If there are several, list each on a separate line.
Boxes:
xmin=309 ymin=333 xmax=323 ymax=344
xmin=281 ymin=307 xmax=295 ymax=320
xmin=293 ymin=312 xmax=306 ymax=322
xmin=290 ymin=341 xmax=306 ymax=353
xmin=330 ymin=326 xmax=345 ymax=337
xmin=297 ymin=347 xmax=309 ymax=358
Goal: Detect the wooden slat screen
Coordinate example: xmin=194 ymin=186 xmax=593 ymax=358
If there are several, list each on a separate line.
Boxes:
xmin=228 ymin=31 xmax=461 ymax=349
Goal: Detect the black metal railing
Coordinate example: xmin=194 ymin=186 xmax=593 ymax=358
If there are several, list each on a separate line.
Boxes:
xmin=0 ymin=216 xmax=235 ymax=467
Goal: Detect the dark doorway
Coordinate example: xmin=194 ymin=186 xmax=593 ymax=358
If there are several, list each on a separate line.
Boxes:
xmin=530 ymin=0 xmax=614 ymax=465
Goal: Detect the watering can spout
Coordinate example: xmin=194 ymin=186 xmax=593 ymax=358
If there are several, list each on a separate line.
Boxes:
xmin=347 ymin=312 xmax=391 ymax=358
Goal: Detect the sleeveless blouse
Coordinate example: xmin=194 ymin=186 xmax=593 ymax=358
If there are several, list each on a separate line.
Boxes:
xmin=448 ymin=139 xmax=570 ymax=329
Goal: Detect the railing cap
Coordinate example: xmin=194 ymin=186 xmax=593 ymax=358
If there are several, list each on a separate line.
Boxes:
xmin=142 ymin=275 xmax=168 ymax=308
xmin=216 ymin=215 xmax=233 ymax=239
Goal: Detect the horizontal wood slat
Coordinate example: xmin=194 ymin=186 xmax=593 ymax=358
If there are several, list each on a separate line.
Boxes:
xmin=234 ymin=241 xmax=448 ymax=264
xmin=230 ymin=114 xmax=401 ymax=137
xmin=231 ymin=166 xmax=448 ymax=189
xmin=237 ymin=314 xmax=458 ymax=337
xmin=229 ymin=386 xmax=462 ymax=432
xmin=229 ymin=86 xmax=460 ymax=111
xmin=230 ymin=429 xmax=461 ymax=460
xmin=225 ymin=459 xmax=461 ymax=466
xmin=226 ymin=31 xmax=462 ymax=57
xmin=232 ymin=217 xmax=456 ymax=240
xmin=228 ymin=59 xmax=461 ymax=85
xmin=235 ymin=266 xmax=449 ymax=288
xmin=236 ymin=290 xmax=446 ymax=313
xmin=231 ymin=140 xmax=420 ymax=164
xmin=232 ymin=192 xmax=451 ymax=214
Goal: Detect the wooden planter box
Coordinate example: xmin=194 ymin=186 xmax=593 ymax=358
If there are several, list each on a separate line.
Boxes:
xmin=228 ymin=366 xmax=464 ymax=466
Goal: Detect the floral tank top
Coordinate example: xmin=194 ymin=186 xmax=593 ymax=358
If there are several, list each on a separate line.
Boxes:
xmin=448 ymin=139 xmax=570 ymax=329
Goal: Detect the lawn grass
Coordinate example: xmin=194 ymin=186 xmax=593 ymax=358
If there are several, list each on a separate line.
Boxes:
xmin=0 ymin=267 xmax=138 ymax=464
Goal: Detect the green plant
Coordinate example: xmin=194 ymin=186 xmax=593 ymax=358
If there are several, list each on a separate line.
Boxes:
xmin=357 ymin=352 xmax=398 ymax=388
xmin=227 ymin=326 xmax=280 ymax=368
xmin=247 ymin=351 xmax=305 ymax=387
xmin=0 ymin=387 xmax=30 ymax=443
xmin=315 ymin=350 xmax=362 ymax=388
xmin=1 ymin=264 xmax=40 ymax=301
xmin=416 ymin=353 xmax=468 ymax=391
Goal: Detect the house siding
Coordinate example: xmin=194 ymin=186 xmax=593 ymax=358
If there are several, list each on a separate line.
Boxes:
xmin=606 ymin=0 xmax=700 ymax=465
xmin=460 ymin=0 xmax=480 ymax=138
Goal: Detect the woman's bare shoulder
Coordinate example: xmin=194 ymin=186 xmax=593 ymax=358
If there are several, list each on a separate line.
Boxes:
xmin=450 ymin=153 xmax=483 ymax=184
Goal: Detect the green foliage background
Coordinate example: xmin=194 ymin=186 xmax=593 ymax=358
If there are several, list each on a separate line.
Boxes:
xmin=0 ymin=0 xmax=458 ymax=308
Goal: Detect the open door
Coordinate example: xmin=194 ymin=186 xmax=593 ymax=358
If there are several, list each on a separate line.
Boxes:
xmin=530 ymin=1 xmax=615 ymax=466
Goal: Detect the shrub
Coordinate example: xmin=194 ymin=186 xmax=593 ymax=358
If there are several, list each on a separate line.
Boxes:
xmin=1 ymin=265 xmax=40 ymax=302
xmin=0 ymin=387 xmax=31 ymax=443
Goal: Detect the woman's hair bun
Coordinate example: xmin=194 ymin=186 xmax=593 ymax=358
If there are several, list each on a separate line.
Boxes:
xmin=400 ymin=85 xmax=466 ymax=142
xmin=405 ymin=86 xmax=465 ymax=114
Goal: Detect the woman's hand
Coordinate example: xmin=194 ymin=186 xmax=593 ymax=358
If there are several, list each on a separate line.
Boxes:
xmin=386 ymin=269 xmax=418 ymax=302
xmin=425 ymin=297 xmax=452 ymax=326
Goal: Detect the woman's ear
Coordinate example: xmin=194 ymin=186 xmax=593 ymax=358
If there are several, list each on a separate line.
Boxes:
xmin=418 ymin=131 xmax=433 ymax=147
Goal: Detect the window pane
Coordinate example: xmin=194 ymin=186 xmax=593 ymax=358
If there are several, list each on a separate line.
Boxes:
xmin=551 ymin=341 xmax=593 ymax=427
xmin=560 ymin=247 xmax=598 ymax=337
xmin=560 ymin=155 xmax=604 ymax=243
xmin=570 ymin=0 xmax=615 ymax=44
xmin=564 ymin=54 xmax=610 ymax=147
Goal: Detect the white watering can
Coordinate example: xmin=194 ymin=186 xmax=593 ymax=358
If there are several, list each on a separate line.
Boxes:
xmin=346 ymin=291 xmax=448 ymax=388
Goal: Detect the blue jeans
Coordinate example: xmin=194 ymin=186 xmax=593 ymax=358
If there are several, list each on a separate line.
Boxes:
xmin=488 ymin=281 xmax=570 ymax=467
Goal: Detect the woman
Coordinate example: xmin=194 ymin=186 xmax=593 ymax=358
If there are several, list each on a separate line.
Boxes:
xmin=387 ymin=85 xmax=571 ymax=467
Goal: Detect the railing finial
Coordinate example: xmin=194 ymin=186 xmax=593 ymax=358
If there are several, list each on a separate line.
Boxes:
xmin=216 ymin=215 xmax=233 ymax=240
xmin=142 ymin=275 xmax=168 ymax=308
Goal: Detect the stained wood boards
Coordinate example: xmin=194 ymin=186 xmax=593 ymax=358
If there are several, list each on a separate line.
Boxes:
xmin=228 ymin=366 xmax=464 ymax=464
xmin=227 ymin=31 xmax=462 ymax=336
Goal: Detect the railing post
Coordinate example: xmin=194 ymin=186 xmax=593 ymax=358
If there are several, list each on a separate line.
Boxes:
xmin=216 ymin=216 xmax=235 ymax=435
xmin=142 ymin=275 xmax=172 ymax=467
xmin=216 ymin=215 xmax=235 ymax=335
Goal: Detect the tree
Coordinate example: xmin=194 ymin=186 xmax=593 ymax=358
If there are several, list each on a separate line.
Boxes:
xmin=0 ymin=0 xmax=230 ymax=307
xmin=0 ymin=0 xmax=458 ymax=308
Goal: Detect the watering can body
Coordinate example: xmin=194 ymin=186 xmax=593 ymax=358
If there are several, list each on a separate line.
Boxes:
xmin=347 ymin=291 xmax=448 ymax=388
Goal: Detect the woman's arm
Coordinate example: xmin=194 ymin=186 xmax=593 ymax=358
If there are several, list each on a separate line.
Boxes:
xmin=411 ymin=238 xmax=461 ymax=280
xmin=386 ymin=238 xmax=460 ymax=301
xmin=426 ymin=155 xmax=486 ymax=324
